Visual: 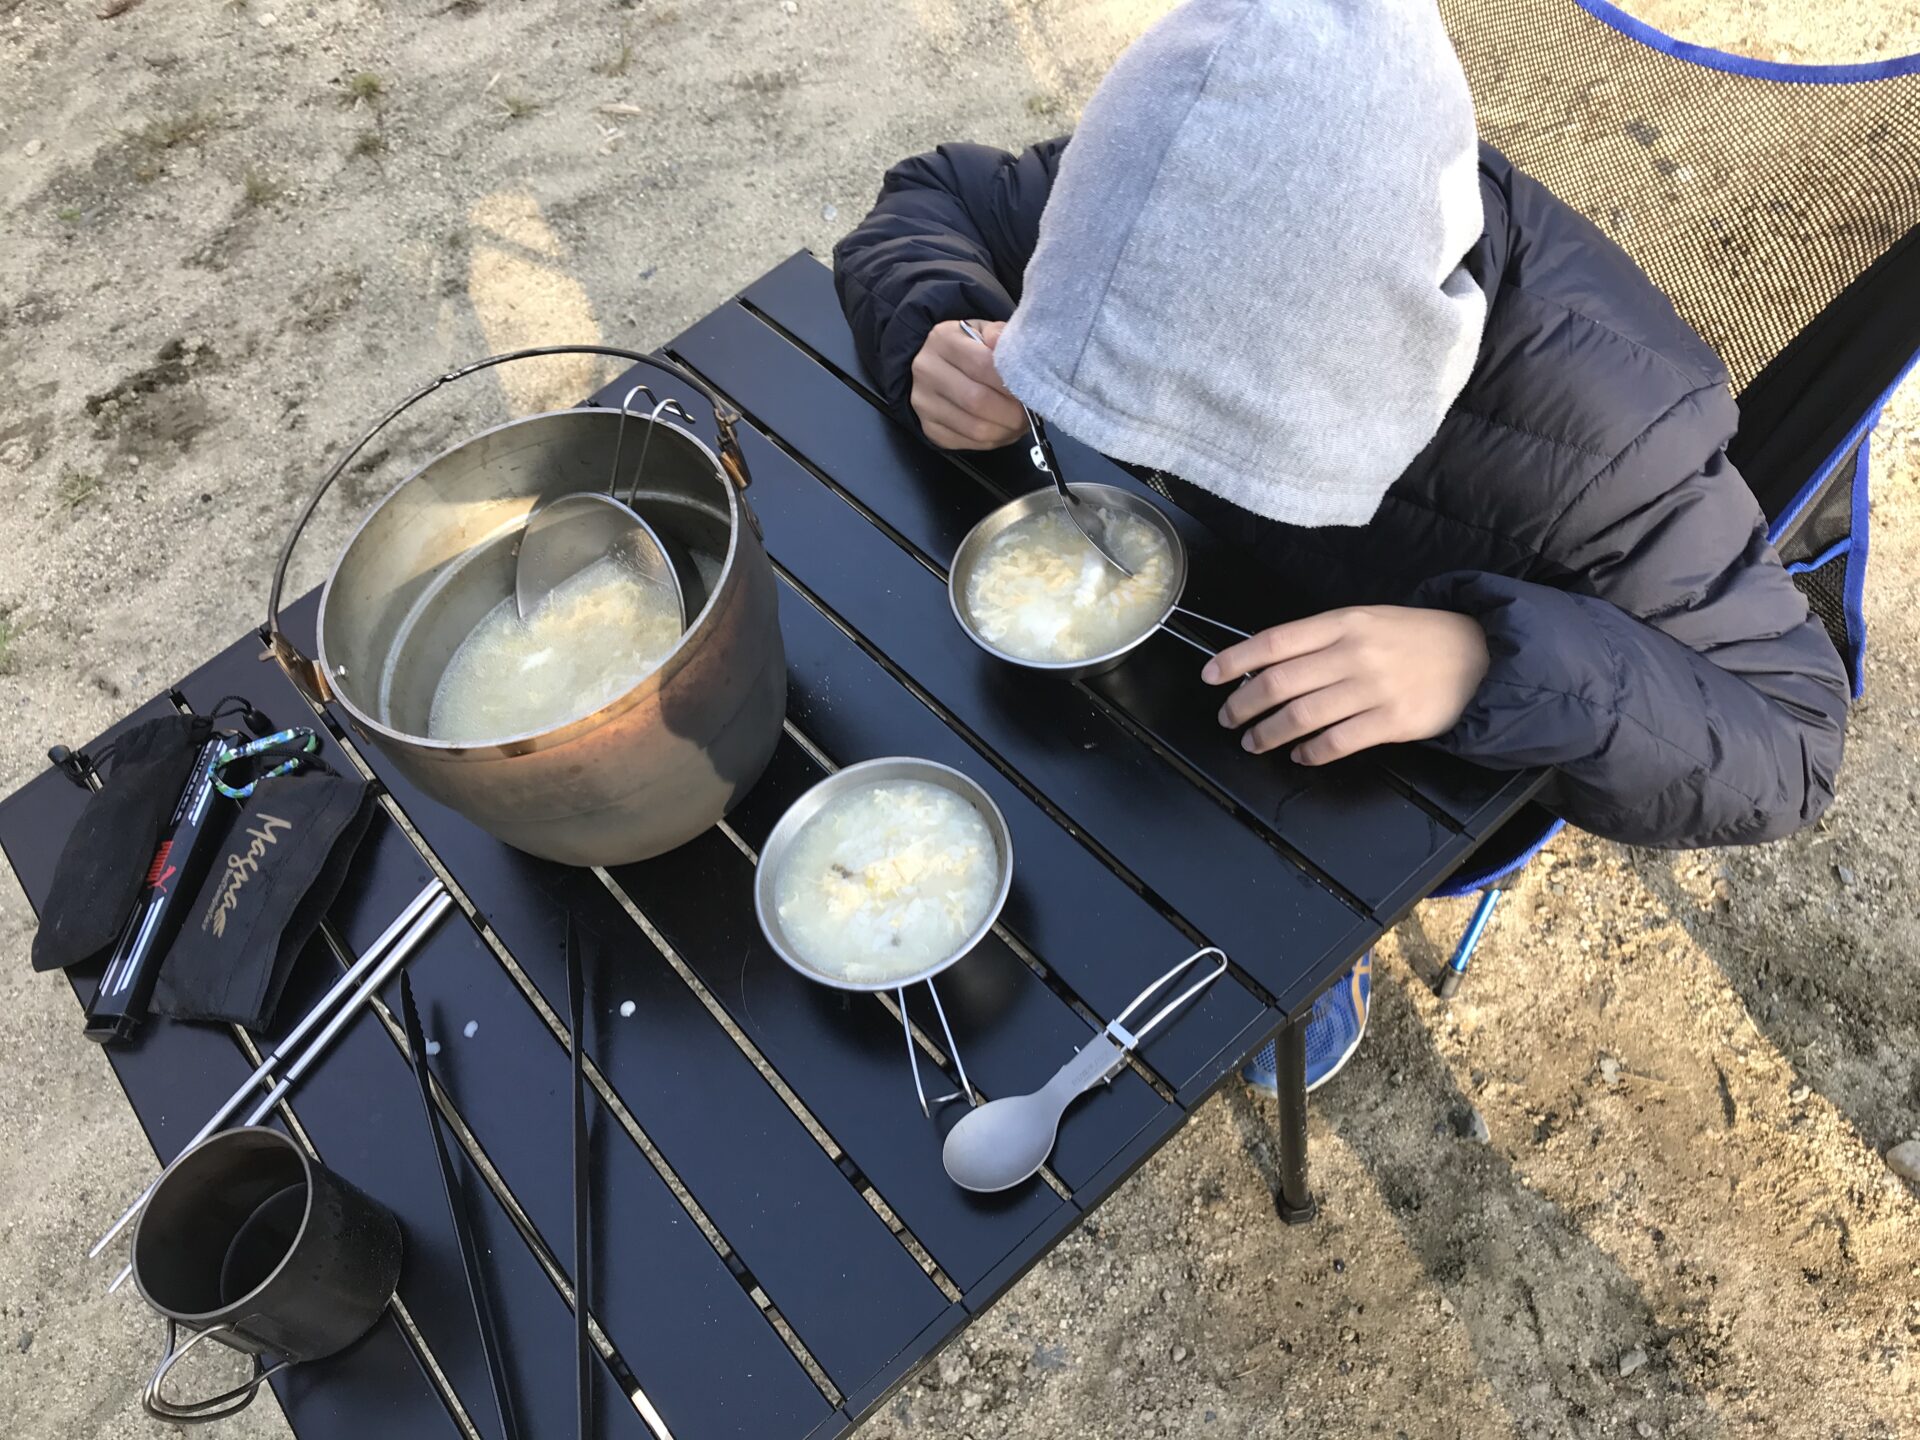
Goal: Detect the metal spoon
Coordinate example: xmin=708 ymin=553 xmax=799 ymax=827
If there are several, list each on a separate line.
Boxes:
xmin=954 ymin=320 xmax=1135 ymax=580
xmin=513 ymin=388 xmax=692 ymax=626
xmin=513 ymin=493 xmax=689 ymax=627
xmin=942 ymin=948 xmax=1228 ymax=1193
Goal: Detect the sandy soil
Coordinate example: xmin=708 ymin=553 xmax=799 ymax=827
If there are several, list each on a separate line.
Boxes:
xmin=1 ymin=2 xmax=1916 ymax=1437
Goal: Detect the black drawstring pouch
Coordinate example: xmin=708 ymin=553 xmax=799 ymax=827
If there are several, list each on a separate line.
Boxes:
xmin=30 ymin=714 xmax=214 ymax=973
xmin=152 ymin=771 xmax=374 ymax=1032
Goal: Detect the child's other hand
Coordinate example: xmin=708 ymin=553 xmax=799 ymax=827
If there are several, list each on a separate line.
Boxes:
xmin=911 ymin=320 xmax=1026 ymax=450
xmin=1202 ymin=606 xmax=1490 ymax=764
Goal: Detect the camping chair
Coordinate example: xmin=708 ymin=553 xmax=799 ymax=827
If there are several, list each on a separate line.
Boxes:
xmin=1427 ymin=0 xmax=1920 ymax=998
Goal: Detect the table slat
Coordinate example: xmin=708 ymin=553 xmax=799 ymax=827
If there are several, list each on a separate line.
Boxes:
xmin=1087 ymin=637 xmax=1476 ymax=915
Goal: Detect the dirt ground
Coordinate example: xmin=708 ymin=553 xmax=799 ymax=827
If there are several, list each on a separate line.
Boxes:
xmin=2 ymin=2 xmax=1916 ymax=1437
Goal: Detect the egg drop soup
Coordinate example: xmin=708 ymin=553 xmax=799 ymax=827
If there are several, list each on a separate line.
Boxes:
xmin=772 ymin=779 xmax=1000 ymax=985
xmin=963 ymin=505 xmax=1175 ymax=663
xmin=427 ymin=554 xmax=684 ymax=743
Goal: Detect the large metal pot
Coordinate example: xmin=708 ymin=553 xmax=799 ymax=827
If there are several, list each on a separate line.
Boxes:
xmin=268 ymin=347 xmax=786 ymax=866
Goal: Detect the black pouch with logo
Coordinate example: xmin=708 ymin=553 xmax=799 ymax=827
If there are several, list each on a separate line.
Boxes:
xmin=152 ymin=772 xmax=374 ymax=1032
xmin=30 ymin=714 xmax=215 ymax=973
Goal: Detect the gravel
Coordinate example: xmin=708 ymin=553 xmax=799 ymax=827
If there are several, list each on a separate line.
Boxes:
xmin=1886 ymin=1140 xmax=1920 ymax=1186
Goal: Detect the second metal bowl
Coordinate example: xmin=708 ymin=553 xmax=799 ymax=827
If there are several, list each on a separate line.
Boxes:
xmin=947 ymin=482 xmax=1190 ymax=680
xmin=752 ymin=756 xmax=1015 ymax=993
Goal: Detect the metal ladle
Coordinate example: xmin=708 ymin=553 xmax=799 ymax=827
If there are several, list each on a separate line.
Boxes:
xmin=512 ymin=386 xmax=693 ymax=625
xmin=941 ymin=948 xmax=1228 ymax=1193
xmin=954 ymin=320 xmax=1134 ymax=580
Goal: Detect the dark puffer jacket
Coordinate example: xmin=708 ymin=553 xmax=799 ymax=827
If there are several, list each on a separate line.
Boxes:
xmin=833 ymin=139 xmax=1849 ymax=849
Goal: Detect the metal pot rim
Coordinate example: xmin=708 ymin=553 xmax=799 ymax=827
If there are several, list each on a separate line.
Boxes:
xmin=752 ymin=756 xmax=1015 ymax=993
xmin=946 ymin=482 xmax=1189 ymax=680
xmin=316 ymin=405 xmax=744 ymax=757
xmin=132 ymin=1127 xmax=314 ymax=1324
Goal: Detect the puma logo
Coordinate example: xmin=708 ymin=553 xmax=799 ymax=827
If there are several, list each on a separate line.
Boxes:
xmin=203 ymin=814 xmax=294 ymax=939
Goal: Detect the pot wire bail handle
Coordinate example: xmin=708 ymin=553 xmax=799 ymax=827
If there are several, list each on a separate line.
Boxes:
xmin=266 ymin=344 xmax=752 ymax=706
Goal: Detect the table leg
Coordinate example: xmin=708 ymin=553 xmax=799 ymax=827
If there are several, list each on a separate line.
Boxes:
xmin=1274 ymin=1014 xmax=1317 ymax=1225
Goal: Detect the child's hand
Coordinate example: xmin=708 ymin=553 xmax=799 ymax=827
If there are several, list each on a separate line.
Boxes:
xmin=1202 ymin=606 xmax=1490 ymax=764
xmin=911 ymin=320 xmax=1027 ymax=450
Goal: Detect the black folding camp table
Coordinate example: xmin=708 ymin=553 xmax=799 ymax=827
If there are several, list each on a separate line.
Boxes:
xmin=0 ymin=254 xmax=1541 ymax=1440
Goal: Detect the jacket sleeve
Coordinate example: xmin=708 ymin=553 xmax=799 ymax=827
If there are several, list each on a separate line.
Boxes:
xmin=1415 ymin=384 xmax=1849 ymax=848
xmin=832 ymin=139 xmax=1068 ymax=422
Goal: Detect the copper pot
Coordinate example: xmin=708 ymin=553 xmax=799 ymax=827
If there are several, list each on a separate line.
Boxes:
xmin=269 ymin=348 xmax=786 ymax=866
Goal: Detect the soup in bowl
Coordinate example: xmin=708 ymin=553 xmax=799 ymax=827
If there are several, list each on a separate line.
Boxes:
xmin=949 ymin=483 xmax=1189 ymax=679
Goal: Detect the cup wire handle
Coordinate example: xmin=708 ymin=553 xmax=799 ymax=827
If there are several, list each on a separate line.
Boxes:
xmin=899 ymin=988 xmax=935 ymax=1118
xmin=603 ymin=383 xmax=659 ymax=499
xmin=143 ymin=1319 xmax=292 ymax=1424
xmin=925 ymin=976 xmax=978 ymax=1110
xmin=627 ymin=397 xmax=700 ymax=509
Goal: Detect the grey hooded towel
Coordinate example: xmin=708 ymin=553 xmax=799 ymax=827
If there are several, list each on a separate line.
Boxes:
xmin=993 ymin=0 xmax=1487 ymax=528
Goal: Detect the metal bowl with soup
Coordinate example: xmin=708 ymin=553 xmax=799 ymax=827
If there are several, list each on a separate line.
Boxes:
xmin=950 ymin=483 xmax=1247 ymax=679
xmin=753 ymin=757 xmax=1014 ymax=994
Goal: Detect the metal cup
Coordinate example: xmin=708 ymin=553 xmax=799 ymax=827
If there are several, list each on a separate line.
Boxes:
xmin=130 ymin=1127 xmax=403 ymax=1423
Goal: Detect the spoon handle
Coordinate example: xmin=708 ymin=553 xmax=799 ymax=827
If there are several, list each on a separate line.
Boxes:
xmin=1026 ymin=409 xmax=1136 ymax=580
xmin=1039 ymin=1035 xmax=1130 ymax=1110
xmin=953 ymin=318 xmax=1133 ymax=579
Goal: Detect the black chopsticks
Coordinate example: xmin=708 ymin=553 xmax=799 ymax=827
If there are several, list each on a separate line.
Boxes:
xmin=565 ymin=916 xmax=593 ymax=1440
xmin=400 ymin=974 xmax=518 ymax=1440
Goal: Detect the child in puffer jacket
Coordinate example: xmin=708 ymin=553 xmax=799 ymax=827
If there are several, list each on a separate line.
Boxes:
xmin=833 ymin=0 xmax=1848 ymax=1092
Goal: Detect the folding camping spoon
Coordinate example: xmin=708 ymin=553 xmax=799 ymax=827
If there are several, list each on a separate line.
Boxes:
xmin=941 ymin=948 xmax=1229 ymax=1193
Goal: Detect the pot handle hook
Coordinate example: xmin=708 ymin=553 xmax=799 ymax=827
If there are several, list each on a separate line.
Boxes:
xmin=142 ymin=1319 xmax=292 ymax=1425
xmin=265 ymin=345 xmax=752 ymax=706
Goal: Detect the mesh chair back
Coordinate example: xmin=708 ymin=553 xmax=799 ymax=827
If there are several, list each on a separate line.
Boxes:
xmin=1438 ymin=0 xmax=1920 ymax=394
xmin=1431 ymin=0 xmax=1920 ymax=893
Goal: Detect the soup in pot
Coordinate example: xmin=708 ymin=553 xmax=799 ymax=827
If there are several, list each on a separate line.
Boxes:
xmin=427 ymin=554 xmax=683 ymax=742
